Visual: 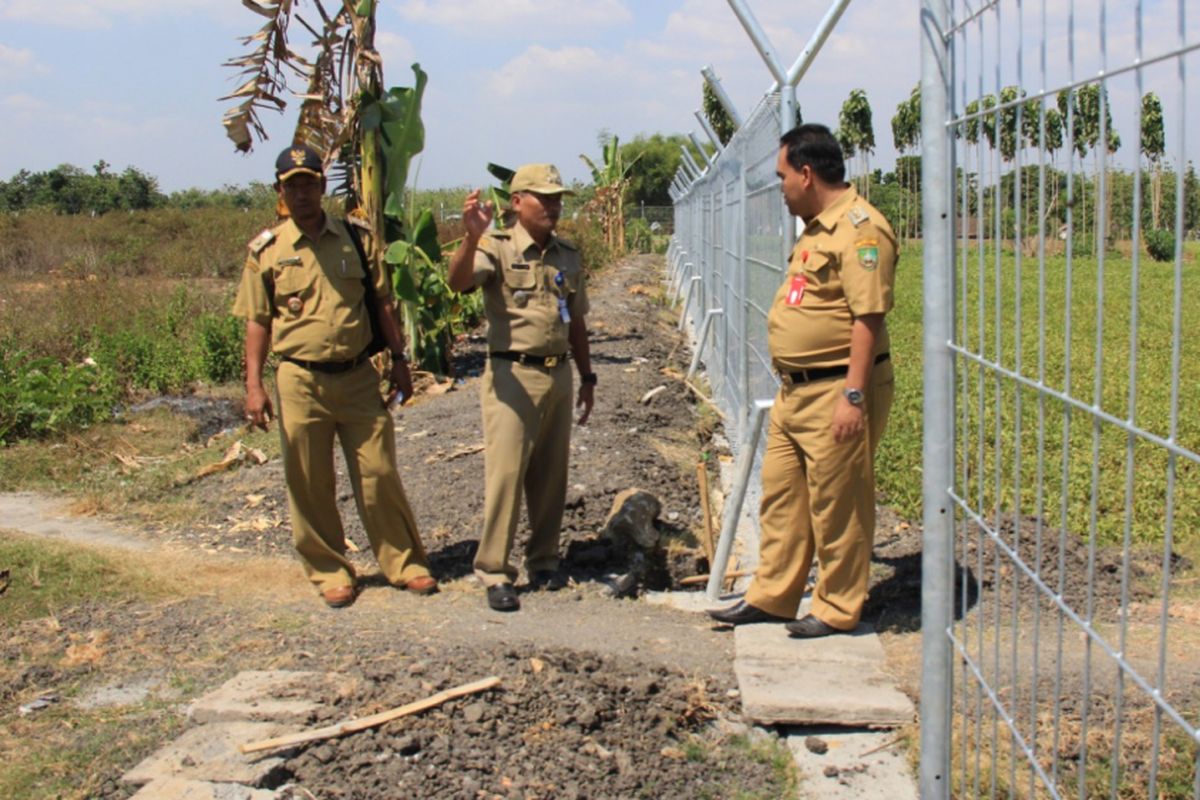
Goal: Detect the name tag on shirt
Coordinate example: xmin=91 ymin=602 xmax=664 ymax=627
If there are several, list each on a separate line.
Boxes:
xmin=785 ymin=274 xmax=807 ymax=306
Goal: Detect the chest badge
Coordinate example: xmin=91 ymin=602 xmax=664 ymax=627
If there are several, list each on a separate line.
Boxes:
xmin=277 ymin=256 xmax=302 ymax=267
xmin=785 ymin=274 xmax=807 ymax=306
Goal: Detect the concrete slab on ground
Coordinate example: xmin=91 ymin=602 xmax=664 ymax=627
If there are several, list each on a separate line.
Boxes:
xmin=734 ymin=622 xmax=915 ymax=727
xmin=188 ymin=670 xmax=324 ymax=724
xmin=128 ymin=778 xmax=278 ymax=800
xmin=122 ymin=721 xmax=286 ymax=788
xmin=785 ymin=727 xmax=917 ymax=800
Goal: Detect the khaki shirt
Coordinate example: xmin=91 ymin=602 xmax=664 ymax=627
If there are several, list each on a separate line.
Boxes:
xmin=472 ymin=222 xmax=589 ymax=356
xmin=232 ymin=215 xmax=387 ymax=362
xmin=767 ymin=186 xmax=897 ymax=370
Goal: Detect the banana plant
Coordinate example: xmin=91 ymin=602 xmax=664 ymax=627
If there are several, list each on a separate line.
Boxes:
xmin=220 ymin=1 xmax=474 ymax=374
xmin=581 ymin=135 xmax=641 ymax=254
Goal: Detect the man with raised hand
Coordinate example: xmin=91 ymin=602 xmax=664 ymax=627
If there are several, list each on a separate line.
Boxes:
xmin=448 ymin=164 xmax=595 ymax=612
xmin=233 ymin=143 xmax=436 ymax=608
xmin=708 ymin=124 xmax=897 ymax=638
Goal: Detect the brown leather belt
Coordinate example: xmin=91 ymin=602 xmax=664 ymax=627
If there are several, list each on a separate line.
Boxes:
xmin=281 ymin=349 xmax=372 ymax=374
xmin=781 ymin=352 xmax=890 ymax=386
xmin=490 ymin=351 xmax=568 ymax=368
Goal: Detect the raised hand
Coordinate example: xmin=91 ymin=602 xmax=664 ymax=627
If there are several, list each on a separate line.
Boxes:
xmin=463 ymin=188 xmax=495 ymax=240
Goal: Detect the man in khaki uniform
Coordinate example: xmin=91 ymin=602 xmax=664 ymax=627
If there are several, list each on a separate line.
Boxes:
xmin=448 ymin=164 xmax=595 ymax=612
xmin=709 ymin=124 xmax=896 ymax=637
xmin=233 ymin=144 xmax=436 ymax=608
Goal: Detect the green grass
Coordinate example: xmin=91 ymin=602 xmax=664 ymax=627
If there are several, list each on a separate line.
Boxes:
xmin=687 ymin=733 xmax=800 ymax=800
xmin=0 ymin=532 xmax=169 ymax=622
xmin=878 ymin=240 xmax=1200 ymax=549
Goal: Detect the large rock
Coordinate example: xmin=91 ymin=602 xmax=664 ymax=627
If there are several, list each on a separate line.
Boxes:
xmin=603 ymin=488 xmax=662 ymax=551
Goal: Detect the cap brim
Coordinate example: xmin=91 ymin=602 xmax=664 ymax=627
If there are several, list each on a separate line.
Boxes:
xmin=514 ymin=184 xmax=574 ymax=196
xmin=277 ymin=167 xmax=323 ymax=182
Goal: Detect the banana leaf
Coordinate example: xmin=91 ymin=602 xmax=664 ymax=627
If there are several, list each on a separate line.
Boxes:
xmin=360 ymin=64 xmax=428 ymax=219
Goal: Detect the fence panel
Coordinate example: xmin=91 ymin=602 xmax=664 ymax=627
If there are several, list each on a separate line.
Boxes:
xmin=922 ymin=0 xmax=1200 ymax=796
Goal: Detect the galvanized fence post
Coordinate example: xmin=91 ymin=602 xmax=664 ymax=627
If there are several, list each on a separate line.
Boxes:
xmin=920 ymin=0 xmax=954 ymax=795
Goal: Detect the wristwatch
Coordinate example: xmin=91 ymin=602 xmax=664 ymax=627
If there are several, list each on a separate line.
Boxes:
xmin=842 ymin=387 xmax=864 ymax=406
xmin=581 ymin=372 xmax=598 ymax=386
xmin=391 ymin=350 xmax=409 ymax=364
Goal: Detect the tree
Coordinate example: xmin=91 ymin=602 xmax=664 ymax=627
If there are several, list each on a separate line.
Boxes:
xmin=702 ymin=83 xmax=736 ymax=145
xmin=837 ymin=89 xmax=875 ymax=199
xmin=890 ymin=85 xmax=920 ymax=239
xmin=619 ymin=133 xmax=688 ymax=206
xmin=1140 ymin=92 xmax=1166 ymax=230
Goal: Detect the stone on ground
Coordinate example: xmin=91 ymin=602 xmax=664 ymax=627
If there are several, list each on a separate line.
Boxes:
xmin=603 ymin=488 xmax=662 ymax=550
xmin=188 ymin=670 xmax=324 ymax=724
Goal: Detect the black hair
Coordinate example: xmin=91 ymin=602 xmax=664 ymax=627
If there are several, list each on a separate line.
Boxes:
xmin=779 ymin=124 xmax=846 ymax=184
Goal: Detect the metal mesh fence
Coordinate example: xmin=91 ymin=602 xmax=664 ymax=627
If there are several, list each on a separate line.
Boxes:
xmin=673 ymin=93 xmax=783 ymax=451
xmin=921 ymin=0 xmax=1200 ymax=796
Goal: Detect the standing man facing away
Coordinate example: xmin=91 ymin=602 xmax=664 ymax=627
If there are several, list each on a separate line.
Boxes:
xmin=709 ymin=124 xmax=897 ymax=638
xmin=448 ymin=164 xmax=595 ymax=612
xmin=233 ymin=143 xmax=437 ymax=608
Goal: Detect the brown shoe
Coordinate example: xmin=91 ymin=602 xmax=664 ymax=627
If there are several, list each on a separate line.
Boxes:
xmin=322 ymin=585 xmax=356 ymax=608
xmin=402 ymin=575 xmax=438 ymax=596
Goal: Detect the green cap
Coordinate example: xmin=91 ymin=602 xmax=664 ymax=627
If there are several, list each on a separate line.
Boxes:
xmin=509 ymin=163 xmax=573 ymax=195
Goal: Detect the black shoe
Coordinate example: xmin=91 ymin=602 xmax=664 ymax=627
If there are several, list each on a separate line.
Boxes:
xmin=785 ymin=614 xmax=845 ymax=638
xmin=487 ymin=583 xmax=520 ymax=612
xmin=528 ymin=569 xmax=568 ymax=591
xmin=707 ymin=600 xmax=790 ymax=626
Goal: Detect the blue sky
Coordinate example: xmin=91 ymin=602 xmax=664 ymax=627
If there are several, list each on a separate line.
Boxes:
xmin=0 ymin=0 xmax=1196 ymax=194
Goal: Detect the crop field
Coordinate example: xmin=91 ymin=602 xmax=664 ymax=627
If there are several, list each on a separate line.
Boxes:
xmin=879 ymin=240 xmax=1200 ymax=554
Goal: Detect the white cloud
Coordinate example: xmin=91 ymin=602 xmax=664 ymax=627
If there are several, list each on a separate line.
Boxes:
xmin=394 ymin=0 xmax=632 ymax=36
xmin=0 ymin=43 xmax=45 ymax=80
xmin=377 ymin=31 xmax=417 ymax=76
xmin=0 ymin=0 xmax=212 ymax=29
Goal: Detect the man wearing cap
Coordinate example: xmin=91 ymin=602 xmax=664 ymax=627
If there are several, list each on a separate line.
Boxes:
xmin=448 ymin=164 xmax=595 ymax=612
xmin=232 ymin=143 xmax=436 ymax=608
xmin=708 ymin=124 xmax=897 ymax=637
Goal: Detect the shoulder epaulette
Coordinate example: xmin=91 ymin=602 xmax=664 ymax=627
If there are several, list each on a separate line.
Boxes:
xmin=248 ymin=228 xmax=275 ymax=255
xmin=847 ymin=206 xmax=870 ymax=228
xmin=489 ymin=229 xmax=512 ymax=239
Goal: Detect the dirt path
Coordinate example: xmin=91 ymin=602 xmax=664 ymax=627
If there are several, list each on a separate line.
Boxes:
xmin=3 ymin=254 xmax=813 ymax=799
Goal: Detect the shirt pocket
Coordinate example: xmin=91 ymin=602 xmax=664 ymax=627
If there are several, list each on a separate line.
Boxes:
xmin=331 ymin=254 xmax=367 ymax=307
xmin=801 ymin=250 xmax=838 ymax=303
xmin=274 ymin=265 xmax=317 ymax=315
xmin=502 ymin=262 xmax=538 ymax=291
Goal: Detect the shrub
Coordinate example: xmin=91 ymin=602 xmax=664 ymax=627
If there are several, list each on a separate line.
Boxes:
xmin=1145 ymin=228 xmax=1176 ymax=262
xmin=0 ymin=350 xmax=118 ymax=444
xmin=557 ymin=217 xmax=615 ymax=272
xmin=197 ymin=313 xmax=244 ymax=384
xmin=625 ymin=217 xmax=653 ymax=253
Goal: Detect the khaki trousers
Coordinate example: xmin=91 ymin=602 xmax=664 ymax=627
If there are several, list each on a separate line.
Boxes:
xmin=474 ymin=358 xmax=573 ymax=586
xmin=746 ymin=361 xmax=894 ymax=629
xmin=276 ymin=360 xmax=429 ymax=593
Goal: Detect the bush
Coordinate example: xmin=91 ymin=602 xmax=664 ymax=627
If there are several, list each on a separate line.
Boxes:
xmin=0 ymin=350 xmax=118 ymax=444
xmin=1145 ymin=228 xmax=1176 ymax=262
xmin=557 ymin=217 xmax=615 ymax=272
xmin=625 ymin=217 xmax=653 ymax=253
xmin=197 ymin=313 xmax=244 ymax=384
